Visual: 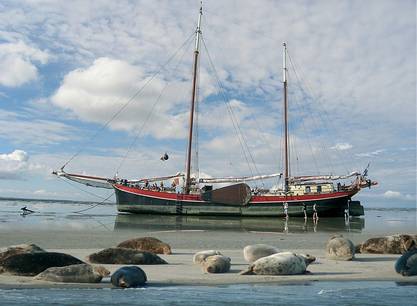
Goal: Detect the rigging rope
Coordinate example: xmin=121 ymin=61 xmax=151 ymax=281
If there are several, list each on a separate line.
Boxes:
xmin=287 ymin=51 xmax=336 ymax=174
xmin=57 ymin=175 xmax=114 ymax=201
xmin=201 ymin=35 xmax=263 ymax=183
xmin=59 ymin=31 xmax=196 ymax=171
xmin=115 ymin=34 xmax=195 ymax=175
xmin=287 ymin=50 xmax=354 ymax=174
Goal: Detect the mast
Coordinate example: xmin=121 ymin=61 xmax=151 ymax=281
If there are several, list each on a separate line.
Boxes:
xmin=185 ymin=3 xmax=202 ymax=194
xmin=282 ymin=42 xmax=289 ymax=192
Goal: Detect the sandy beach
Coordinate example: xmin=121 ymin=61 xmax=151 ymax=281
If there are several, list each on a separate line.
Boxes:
xmin=1 ymin=224 xmax=416 ymax=288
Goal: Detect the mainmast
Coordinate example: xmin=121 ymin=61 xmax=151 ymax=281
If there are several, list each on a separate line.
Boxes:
xmin=185 ymin=3 xmax=202 ymax=194
xmin=282 ymin=42 xmax=289 ymax=192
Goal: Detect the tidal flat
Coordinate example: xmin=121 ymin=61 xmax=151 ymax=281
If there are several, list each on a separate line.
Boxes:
xmin=0 ymin=198 xmax=416 ymax=305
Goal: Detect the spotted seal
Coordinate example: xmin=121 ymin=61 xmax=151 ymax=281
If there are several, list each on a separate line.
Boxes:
xmin=193 ymin=250 xmax=223 ymax=264
xmin=202 ymin=255 xmax=231 ymax=273
xmin=325 ymin=235 xmax=355 ymax=261
xmin=356 ymin=234 xmax=416 ymax=254
xmin=117 ymin=237 xmax=171 ymax=255
xmin=240 ymin=252 xmax=315 ymax=275
xmin=243 ymin=244 xmax=279 ymax=263
xmin=0 ymin=252 xmax=84 ymax=276
xmin=111 ymin=266 xmax=147 ymax=288
xmin=87 ymin=247 xmax=167 ymax=264
xmin=34 ymin=264 xmax=110 ymax=283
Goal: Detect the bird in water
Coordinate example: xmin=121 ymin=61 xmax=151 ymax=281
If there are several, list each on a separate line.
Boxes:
xmin=21 ymin=206 xmax=35 ymax=214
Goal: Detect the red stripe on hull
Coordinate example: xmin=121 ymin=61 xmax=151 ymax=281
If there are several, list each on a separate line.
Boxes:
xmin=113 ymin=184 xmax=358 ymax=204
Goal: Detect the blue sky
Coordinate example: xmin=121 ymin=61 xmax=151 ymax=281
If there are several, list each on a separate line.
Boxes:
xmin=0 ymin=0 xmax=415 ymax=207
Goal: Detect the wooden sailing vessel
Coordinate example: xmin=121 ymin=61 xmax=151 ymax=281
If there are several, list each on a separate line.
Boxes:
xmin=53 ymin=4 xmax=377 ymax=217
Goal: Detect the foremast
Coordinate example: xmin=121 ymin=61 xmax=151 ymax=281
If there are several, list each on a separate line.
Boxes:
xmin=282 ymin=42 xmax=289 ymax=192
xmin=185 ymin=3 xmax=203 ymax=194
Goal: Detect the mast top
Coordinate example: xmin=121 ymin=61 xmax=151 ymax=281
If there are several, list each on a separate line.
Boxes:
xmin=282 ymin=42 xmax=287 ymax=83
xmin=194 ymin=1 xmax=203 ymax=52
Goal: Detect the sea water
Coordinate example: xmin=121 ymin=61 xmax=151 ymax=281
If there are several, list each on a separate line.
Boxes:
xmin=0 ymin=282 xmax=416 ymax=306
xmin=0 ymin=198 xmax=415 ymax=234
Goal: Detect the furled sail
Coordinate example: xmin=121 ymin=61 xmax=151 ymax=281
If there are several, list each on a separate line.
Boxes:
xmin=198 ymin=173 xmax=282 ymax=184
xmin=129 ymin=173 xmax=184 ymax=183
xmin=52 ymin=170 xmax=114 ymax=189
xmin=289 ymin=172 xmax=361 ymax=183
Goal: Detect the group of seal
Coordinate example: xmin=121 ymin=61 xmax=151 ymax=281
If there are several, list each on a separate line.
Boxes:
xmin=193 ymin=250 xmax=231 ymax=273
xmin=0 ymin=237 xmax=171 ymax=286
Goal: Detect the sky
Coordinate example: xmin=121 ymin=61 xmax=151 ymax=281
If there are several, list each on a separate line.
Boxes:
xmin=0 ymin=0 xmax=415 ymax=207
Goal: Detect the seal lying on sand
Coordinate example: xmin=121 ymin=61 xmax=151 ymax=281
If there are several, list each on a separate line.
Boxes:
xmin=240 ymin=252 xmax=315 ymax=275
xmin=117 ymin=237 xmax=171 ymax=255
xmin=356 ymin=235 xmax=416 ymax=254
xmin=87 ymin=247 xmax=167 ymax=264
xmin=325 ymin=235 xmax=355 ymax=261
xmin=0 ymin=252 xmax=84 ymax=276
xmin=193 ymin=250 xmax=223 ymax=264
xmin=0 ymin=244 xmax=45 ymax=263
xmin=202 ymin=255 xmax=231 ymax=273
xmin=243 ymin=244 xmax=279 ymax=263
xmin=111 ymin=266 xmax=147 ymax=288
xmin=395 ymin=248 xmax=417 ymax=276
xmin=34 ymin=264 xmax=110 ymax=283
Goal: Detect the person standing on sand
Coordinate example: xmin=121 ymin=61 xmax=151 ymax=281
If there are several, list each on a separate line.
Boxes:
xmin=312 ymin=203 xmax=318 ymax=222
xmin=302 ymin=203 xmax=307 ymax=220
xmin=283 ymin=202 xmax=289 ymax=219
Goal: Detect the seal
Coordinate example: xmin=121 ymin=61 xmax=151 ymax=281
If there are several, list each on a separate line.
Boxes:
xmin=193 ymin=250 xmax=222 ymax=264
xmin=243 ymin=244 xmax=279 ymax=263
xmin=0 ymin=244 xmax=45 ymax=263
xmin=325 ymin=235 xmax=355 ymax=261
xmin=117 ymin=237 xmax=171 ymax=255
xmin=240 ymin=252 xmax=315 ymax=275
xmin=201 ymin=255 xmax=231 ymax=273
xmin=111 ymin=266 xmax=147 ymax=288
xmin=395 ymin=248 xmax=417 ymax=276
xmin=0 ymin=252 xmax=84 ymax=276
xmin=87 ymin=247 xmax=168 ymax=264
xmin=34 ymin=264 xmax=110 ymax=283
xmin=356 ymin=234 xmax=416 ymax=254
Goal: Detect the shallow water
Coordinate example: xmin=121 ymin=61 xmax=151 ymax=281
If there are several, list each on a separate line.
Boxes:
xmin=0 ymin=282 xmax=416 ymax=306
xmin=0 ymin=198 xmax=415 ymax=235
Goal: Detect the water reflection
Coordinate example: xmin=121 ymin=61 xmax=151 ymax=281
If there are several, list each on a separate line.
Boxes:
xmin=114 ymin=214 xmax=365 ymax=233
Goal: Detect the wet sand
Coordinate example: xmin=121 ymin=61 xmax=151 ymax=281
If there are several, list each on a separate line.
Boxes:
xmin=0 ymin=227 xmax=416 ymax=288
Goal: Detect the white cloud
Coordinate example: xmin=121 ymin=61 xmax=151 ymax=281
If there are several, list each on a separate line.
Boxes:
xmin=331 ymin=143 xmax=353 ymax=151
xmin=355 ymin=149 xmax=385 ymax=158
xmin=383 ymin=190 xmax=415 ymax=201
xmin=0 ymin=40 xmax=49 ymax=87
xmin=0 ymin=149 xmax=28 ymax=162
xmin=51 ymin=57 xmax=190 ymax=139
xmin=0 ymin=149 xmax=43 ymax=180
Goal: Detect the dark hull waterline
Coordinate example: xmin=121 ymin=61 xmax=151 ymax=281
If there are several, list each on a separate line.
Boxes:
xmin=114 ymin=184 xmax=363 ymax=217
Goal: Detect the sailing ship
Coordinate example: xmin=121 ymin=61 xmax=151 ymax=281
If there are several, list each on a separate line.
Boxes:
xmin=53 ymin=4 xmax=377 ymax=217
